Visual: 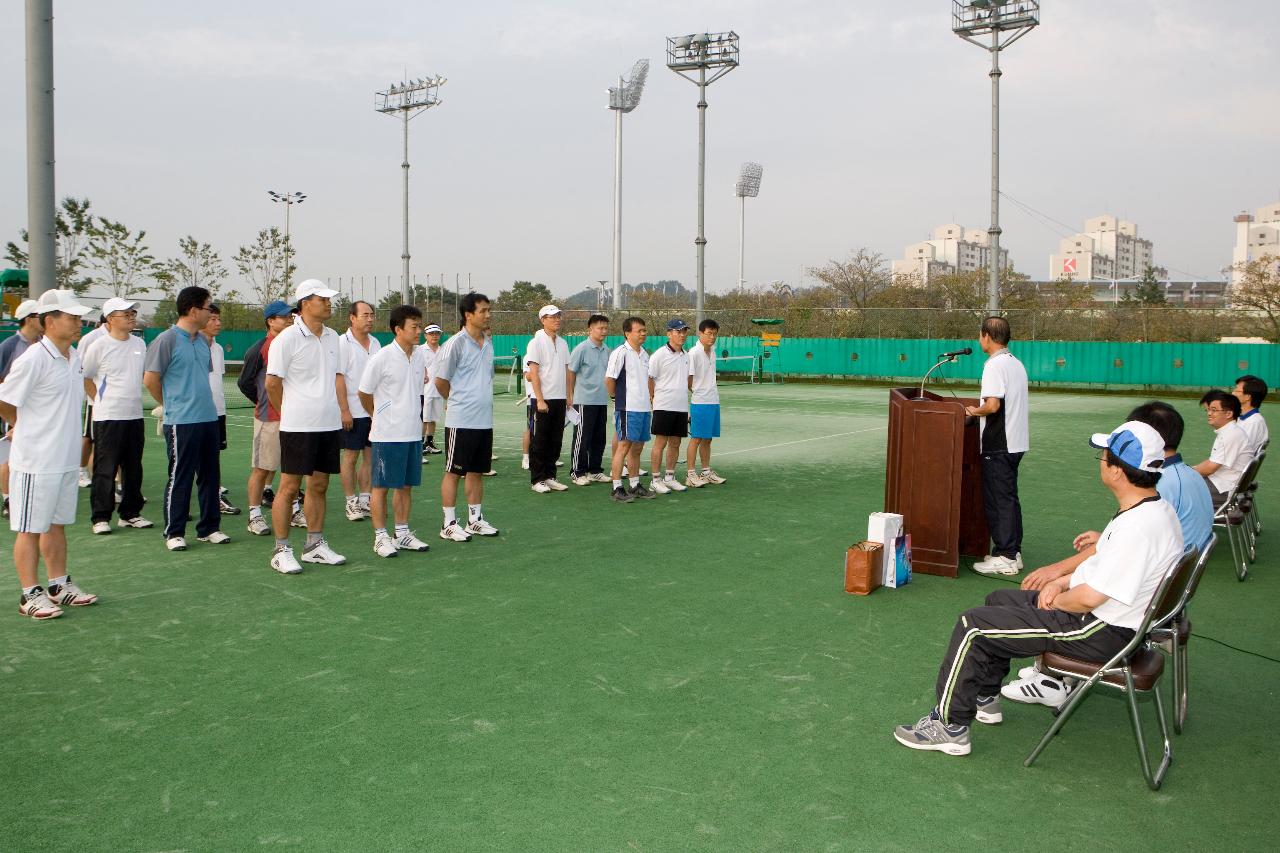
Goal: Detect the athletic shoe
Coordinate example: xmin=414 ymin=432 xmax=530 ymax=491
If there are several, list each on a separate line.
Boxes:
xmin=630 ymin=484 xmax=657 ymax=500
xmin=91 ymin=521 xmax=112 ymax=535
xmin=301 ymin=540 xmax=346 ymax=565
xmin=892 ymin=710 xmax=971 ymax=756
xmin=588 ymin=472 xmax=612 ymax=483
xmin=972 ymin=555 xmax=1019 ymax=576
xmin=544 ymin=479 xmax=568 ymax=491
xmin=466 ymin=517 xmax=499 ymax=537
xmin=219 ymin=496 xmax=242 ymax=516
xmin=1 ymin=496 xmax=8 ymax=518
xmin=271 ymin=545 xmax=303 ymax=575
xmin=423 ymin=442 xmax=442 ymax=455
xmin=117 ymin=516 xmax=154 ymax=529
xmin=482 ymin=469 xmax=498 ymax=477
xmin=165 ymin=536 xmax=187 ymax=552
xmin=665 ymin=478 xmax=687 ymax=492
xmin=701 ymin=469 xmax=726 ymax=485
xmin=421 ymin=449 xmax=431 ymax=464
xmin=197 ymin=531 xmax=231 ymax=544
xmin=395 ymin=530 xmax=432 ymax=552
xmin=649 ymin=479 xmax=671 ymax=495
xmin=493 ymin=454 xmax=500 ymax=461
xmin=290 ymin=508 xmax=307 ymax=528
xmin=974 ymin=695 xmax=1003 ymax=725
xmin=440 ymin=522 xmax=472 ymax=542
xmin=77 ymin=470 xmax=91 ymax=489
xmin=46 ymin=578 xmax=97 ymax=607
xmin=114 ymin=484 xmax=123 ymax=504
xmin=521 ymin=455 xmax=530 ymax=470
xmin=246 ymin=515 xmax=271 ymax=536
xmin=345 ymin=497 xmax=366 ymax=522
xmin=219 ymin=486 xmax=229 ymax=496
xmin=261 ymin=486 xmax=275 ymax=507
xmin=611 ymin=486 xmax=634 ymax=503
xmin=374 ymin=532 xmax=399 ymax=558
xmin=18 ymin=587 xmax=62 ymax=620
xmin=621 ymin=467 xmax=649 ymax=477
xmin=686 ymin=471 xmax=706 ymax=488
xmin=531 ymin=481 xmax=552 ymax=493
xmin=571 ymin=474 xmax=591 ymax=486
xmin=358 ymin=496 xmax=371 ymax=515
xmin=1001 ymin=671 xmax=1075 ymax=710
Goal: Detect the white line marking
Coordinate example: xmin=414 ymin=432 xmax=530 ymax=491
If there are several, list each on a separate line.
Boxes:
xmin=714 ymin=425 xmax=884 ymax=457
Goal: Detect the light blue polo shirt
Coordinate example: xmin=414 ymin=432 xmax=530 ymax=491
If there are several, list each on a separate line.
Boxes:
xmin=568 ymin=338 xmax=610 ymax=406
xmin=1156 ymin=453 xmax=1214 ymax=552
xmin=144 ymin=325 xmax=217 ymax=426
xmin=434 ymin=329 xmax=494 ymax=429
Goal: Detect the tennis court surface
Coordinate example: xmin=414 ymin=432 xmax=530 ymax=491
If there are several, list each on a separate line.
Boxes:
xmin=1 ymin=382 xmax=1275 ymax=850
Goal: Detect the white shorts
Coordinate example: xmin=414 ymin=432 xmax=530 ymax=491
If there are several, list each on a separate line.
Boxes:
xmin=9 ymin=469 xmax=78 ymax=534
xmin=422 ymin=396 xmax=445 ymax=424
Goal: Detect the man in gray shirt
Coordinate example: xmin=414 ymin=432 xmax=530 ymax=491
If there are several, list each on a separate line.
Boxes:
xmin=567 ymin=313 xmax=612 ymax=486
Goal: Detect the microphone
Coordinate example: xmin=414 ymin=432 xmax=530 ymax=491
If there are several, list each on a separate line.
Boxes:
xmin=940 ymin=347 xmax=972 ymax=359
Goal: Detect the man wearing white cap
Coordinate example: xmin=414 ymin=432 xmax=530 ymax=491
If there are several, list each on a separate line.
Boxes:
xmin=264 ymin=279 xmax=347 ymax=573
xmin=525 ymin=305 xmax=571 ymax=492
xmin=0 ymin=289 xmax=99 ymax=619
xmin=893 ymin=420 xmax=1182 ymax=757
xmin=420 ymin=323 xmax=444 ymax=460
xmin=337 ymin=300 xmax=379 ymax=521
xmin=80 ymin=297 xmax=152 ymax=533
xmin=0 ymin=299 xmax=42 ymax=518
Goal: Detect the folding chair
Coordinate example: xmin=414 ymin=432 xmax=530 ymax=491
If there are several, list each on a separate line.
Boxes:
xmin=1212 ymin=452 xmax=1263 ymax=581
xmin=1149 ymin=535 xmax=1216 ymax=734
xmin=1024 ymin=549 xmax=1197 ymax=791
xmin=1240 ymin=444 xmax=1266 ymax=540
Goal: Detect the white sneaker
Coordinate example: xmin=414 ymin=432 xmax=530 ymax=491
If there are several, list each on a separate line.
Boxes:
xmin=117 ymin=516 xmax=154 ymax=529
xmin=650 ymin=479 xmax=671 ymax=495
xmin=544 ymin=479 xmax=568 ymax=491
xmin=521 ymin=455 xmax=530 ymax=470
xmin=972 ymin=555 xmax=1020 ymax=576
xmin=622 ymin=467 xmax=650 ymax=478
xmin=197 ymin=531 xmax=231 ymax=544
xmin=440 ymin=521 xmax=472 ymax=542
xmin=665 ymin=477 xmax=687 ymax=492
xmin=394 ymin=531 xmax=431 ymax=552
xmin=1001 ymin=670 xmax=1075 ymax=710
xmin=588 ymin=472 xmax=612 ymax=483
xmin=92 ymin=521 xmax=112 ymax=535
xmin=423 ymin=443 xmax=442 ymax=455
xmin=374 ymin=532 xmax=399 ymax=558
xmin=46 ymin=577 xmax=98 ymax=607
xmin=345 ymin=498 xmax=365 ymax=522
xmin=358 ymin=497 xmax=372 ymax=516
xmin=18 ymin=587 xmax=62 ymax=619
xmin=271 ymin=545 xmax=303 ymax=574
xmin=165 ymin=536 xmax=187 ymax=551
xmin=571 ymin=474 xmax=591 ymax=486
xmin=246 ymin=515 xmax=271 ymax=536
xmin=531 ymin=480 xmax=552 ymax=493
xmin=77 ymin=470 xmax=92 ymax=488
xmin=466 ymin=517 xmax=499 ymax=537
xmin=290 ymin=508 xmax=307 ymax=528
xmin=701 ymin=469 xmax=726 ymax=485
xmin=301 ymin=539 xmax=346 ymax=565
xmin=686 ymin=470 xmax=706 ymax=488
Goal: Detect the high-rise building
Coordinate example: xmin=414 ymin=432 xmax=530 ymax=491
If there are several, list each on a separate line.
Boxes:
xmin=1231 ymin=203 xmax=1280 ymax=284
xmin=1049 ymin=215 xmax=1154 ymax=281
xmin=891 ymin=223 xmax=1009 ymax=283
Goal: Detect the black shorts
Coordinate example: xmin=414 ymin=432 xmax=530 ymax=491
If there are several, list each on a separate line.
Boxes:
xmin=83 ymin=404 xmax=95 ymax=440
xmin=280 ymin=430 xmax=342 ymax=476
xmin=651 ymin=409 xmax=689 ymax=438
xmin=341 ymin=416 xmax=372 ymax=450
xmin=444 ymin=427 xmax=493 ymax=476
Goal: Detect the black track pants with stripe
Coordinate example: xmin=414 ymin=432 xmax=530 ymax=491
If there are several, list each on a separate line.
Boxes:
xmin=162 ymin=420 xmax=222 ymax=540
xmin=570 ymin=404 xmax=607 ymax=476
xmin=934 ymin=588 xmax=1134 ymax=727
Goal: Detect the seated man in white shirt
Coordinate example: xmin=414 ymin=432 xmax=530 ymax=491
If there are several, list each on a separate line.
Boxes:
xmin=1193 ymin=389 xmax=1250 ymax=507
xmin=1232 ymin=374 xmax=1269 ymax=457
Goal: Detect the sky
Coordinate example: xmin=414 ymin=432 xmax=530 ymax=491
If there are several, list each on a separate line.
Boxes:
xmin=2 ymin=0 xmax=1279 ymax=305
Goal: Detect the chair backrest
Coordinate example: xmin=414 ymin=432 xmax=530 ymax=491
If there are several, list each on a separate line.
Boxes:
xmin=1150 ymin=547 xmax=1201 ymax=631
xmin=1181 ymin=532 xmax=1217 ymax=605
xmin=1215 ymin=452 xmax=1264 ymax=519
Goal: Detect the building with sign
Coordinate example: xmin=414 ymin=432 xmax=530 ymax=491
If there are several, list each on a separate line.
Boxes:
xmin=1048 ymin=215 xmax=1155 ymax=282
xmin=1231 ymin=203 xmax=1280 ymax=285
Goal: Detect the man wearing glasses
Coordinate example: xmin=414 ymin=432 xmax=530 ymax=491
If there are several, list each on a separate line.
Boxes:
xmin=1193 ymin=389 xmax=1250 ymax=508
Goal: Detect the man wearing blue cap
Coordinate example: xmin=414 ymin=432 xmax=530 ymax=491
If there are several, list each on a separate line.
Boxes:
xmin=238 ymin=300 xmax=294 ymax=535
xmin=892 ymin=419 xmax=1183 ymax=756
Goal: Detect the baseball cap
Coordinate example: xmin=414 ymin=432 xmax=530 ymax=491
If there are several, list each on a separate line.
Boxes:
xmin=294 ymin=279 xmax=338 ymax=302
xmin=263 ymin=300 xmax=291 ymax=319
xmin=1089 ymin=421 xmax=1166 ymax=472
xmin=538 ymin=305 xmax=562 ymax=319
xmin=14 ymin=299 xmax=39 ymax=320
xmin=424 ymin=324 xmax=443 ymax=334
xmin=101 ymin=297 xmax=138 ymax=316
xmin=666 ymin=318 xmax=690 ymax=331
xmin=35 ymin=289 xmax=91 ymax=316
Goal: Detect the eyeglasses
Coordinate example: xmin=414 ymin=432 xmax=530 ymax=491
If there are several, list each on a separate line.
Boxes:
xmin=1205 ymin=407 xmax=1228 ymax=415
xmin=1095 ymin=450 xmax=1108 ymax=462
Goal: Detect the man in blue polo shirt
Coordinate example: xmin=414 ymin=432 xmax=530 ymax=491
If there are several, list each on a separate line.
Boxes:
xmin=143 ymin=286 xmax=229 ymax=551
xmin=566 ymin=313 xmax=611 ymax=486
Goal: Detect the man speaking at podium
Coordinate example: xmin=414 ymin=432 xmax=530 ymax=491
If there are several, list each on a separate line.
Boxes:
xmin=964 ymin=317 xmax=1029 ymax=576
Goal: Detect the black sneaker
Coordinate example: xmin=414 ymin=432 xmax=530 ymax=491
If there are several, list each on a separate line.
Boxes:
xmin=629 ymin=484 xmax=656 ymax=500
xmin=611 ymin=486 xmax=634 ymax=503
xmin=261 ymin=487 xmax=275 ymax=507
xmin=219 ymin=497 xmax=242 ymax=515
xmin=1 ymin=496 xmax=8 ymax=518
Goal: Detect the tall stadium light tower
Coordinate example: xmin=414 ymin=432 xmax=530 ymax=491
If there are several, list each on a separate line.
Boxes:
xmin=608 ymin=59 xmax=649 ymax=311
xmin=952 ymin=1 xmax=1039 ymax=313
xmin=376 ymin=75 xmax=446 ymax=303
xmin=735 ymin=162 xmax=762 ymax=289
xmin=25 ymin=0 xmax=55 ymax=297
xmin=667 ymin=31 xmax=740 ymax=323
xmin=267 ymin=191 xmax=306 ymax=289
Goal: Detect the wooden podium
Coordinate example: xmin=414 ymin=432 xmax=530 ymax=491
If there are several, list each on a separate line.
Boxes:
xmin=884 ymin=388 xmax=988 ymax=577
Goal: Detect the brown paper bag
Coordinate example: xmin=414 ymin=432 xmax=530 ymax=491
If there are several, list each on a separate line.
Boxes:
xmin=845 ymin=541 xmax=883 ymax=595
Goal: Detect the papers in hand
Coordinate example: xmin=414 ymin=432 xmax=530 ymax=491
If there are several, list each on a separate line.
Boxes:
xmin=565 ymin=407 xmax=582 ymax=426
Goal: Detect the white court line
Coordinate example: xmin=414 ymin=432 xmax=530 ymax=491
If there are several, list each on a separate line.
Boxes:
xmin=715 ymin=424 xmax=884 ymax=458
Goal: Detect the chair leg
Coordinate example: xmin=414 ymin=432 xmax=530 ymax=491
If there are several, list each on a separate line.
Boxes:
xmin=1227 ymin=522 xmax=1248 ymax=581
xmin=1244 ymin=511 xmax=1258 ymax=561
xmin=1174 ymin=637 xmax=1189 ymax=734
xmin=1025 ymin=673 xmax=1098 ymax=768
xmin=1126 ymin=671 xmax=1173 ymax=791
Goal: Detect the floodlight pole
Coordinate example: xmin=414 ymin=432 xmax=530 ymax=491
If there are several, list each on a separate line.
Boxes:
xmin=612 ymin=96 xmax=623 ymax=310
xmin=401 ymin=109 xmax=410 ymax=303
xmin=695 ymin=66 xmax=708 ymax=324
xmin=25 ymin=0 xmax=55 ymax=298
xmin=738 ymin=194 xmax=745 ymax=289
xmin=987 ymin=29 xmax=1001 ymax=316
xmin=269 ymin=191 xmax=305 ymax=290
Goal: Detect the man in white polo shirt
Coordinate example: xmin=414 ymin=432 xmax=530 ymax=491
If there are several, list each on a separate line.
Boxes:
xmin=359 ymin=304 xmax=432 ymax=557
xmin=76 ymin=315 xmax=109 ymax=488
xmin=337 ymin=300 xmax=379 ymax=521
xmin=0 ymin=289 xmax=99 ymax=619
xmin=0 ymin=299 xmax=42 ymax=519
xmin=420 ymin=323 xmax=444 ymax=460
xmin=1193 ymin=388 xmax=1250 ymax=507
xmin=605 ymin=316 xmax=655 ymax=503
xmin=265 ymin=279 xmax=347 ymax=573
xmin=80 ymin=296 xmax=151 ymax=534
xmin=526 ymin=304 xmax=571 ymax=493
xmin=686 ymin=318 xmax=726 ymax=487
xmin=647 ymin=318 xmax=691 ymax=495
xmin=434 ymin=292 xmax=500 ymax=542
xmin=1232 ymin=374 xmax=1269 ymax=457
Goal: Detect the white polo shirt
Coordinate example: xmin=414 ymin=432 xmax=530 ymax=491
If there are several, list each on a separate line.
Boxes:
xmin=606 ymin=343 xmax=651 ymax=414
xmin=1237 ymin=409 xmax=1269 ymax=457
xmin=0 ymin=338 xmax=86 ymax=473
xmin=421 ymin=345 xmax=442 ymax=401
xmin=1207 ymin=419 xmax=1250 ymax=493
xmin=978 ymin=348 xmax=1029 ymax=454
xmin=689 ymin=344 xmax=719 ymax=405
xmin=648 ymin=343 xmax=690 ymax=413
xmin=207 ymin=335 xmax=227 ymax=416
xmin=81 ymin=333 xmax=147 ymax=421
xmin=339 ymin=330 xmax=381 ymax=420
xmin=266 ymin=316 xmax=344 ymax=433
xmin=525 ymin=330 xmax=571 ymax=401
xmin=359 ymin=342 xmax=428 ymax=443
xmin=77 ymin=325 xmax=107 ymax=357
xmin=1069 ymin=496 xmax=1183 ymax=631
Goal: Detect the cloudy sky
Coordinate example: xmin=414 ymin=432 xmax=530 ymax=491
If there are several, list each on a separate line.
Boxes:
xmin=2 ymin=0 xmax=1278 ymax=304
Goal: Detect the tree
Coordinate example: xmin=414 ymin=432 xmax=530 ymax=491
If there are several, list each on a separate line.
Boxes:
xmin=86 ymin=218 xmax=161 ymax=298
xmin=493 ymin=280 xmax=555 ymax=312
xmin=4 ymin=196 xmax=96 ymax=293
xmin=1123 ymin=264 xmax=1167 ymax=305
xmin=808 ymin=248 xmax=891 ymax=311
xmin=1229 ymin=254 xmax=1280 ymax=341
xmin=234 ymin=227 xmax=295 ymax=304
xmin=160 ymin=236 xmax=233 ymax=300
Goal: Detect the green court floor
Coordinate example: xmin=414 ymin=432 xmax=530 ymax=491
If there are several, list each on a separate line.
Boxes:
xmin=1 ymin=382 xmax=1274 ymax=851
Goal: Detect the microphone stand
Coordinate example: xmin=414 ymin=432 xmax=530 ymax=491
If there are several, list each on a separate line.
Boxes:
xmin=919 ymin=356 xmax=958 ymax=397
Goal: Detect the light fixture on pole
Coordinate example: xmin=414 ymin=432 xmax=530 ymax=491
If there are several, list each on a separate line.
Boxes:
xmin=608 ymin=59 xmax=649 ymax=311
xmin=735 ymin=162 xmax=762 ymax=290
xmin=267 ymin=190 xmax=306 ymax=291
xmin=596 ymin=279 xmax=609 ymax=312
xmin=667 ymin=31 xmax=740 ymax=324
xmin=952 ymin=1 xmax=1039 ymax=314
xmin=376 ymin=75 xmax=446 ymax=303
